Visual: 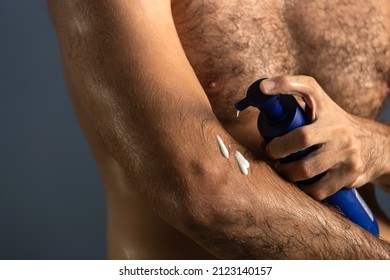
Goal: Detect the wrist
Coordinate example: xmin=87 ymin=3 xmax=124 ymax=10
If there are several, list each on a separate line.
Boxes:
xmin=354 ymin=116 xmax=390 ymax=183
xmin=372 ymin=122 xmax=390 ymax=180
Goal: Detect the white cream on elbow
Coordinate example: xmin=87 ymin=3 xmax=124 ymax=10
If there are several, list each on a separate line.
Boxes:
xmin=216 ymin=134 xmax=230 ymax=159
xmin=234 ymin=151 xmax=250 ymax=175
xmin=216 ymin=134 xmax=250 ymax=175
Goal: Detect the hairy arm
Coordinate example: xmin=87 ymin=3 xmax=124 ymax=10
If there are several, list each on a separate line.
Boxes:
xmin=367 ymin=118 xmax=390 ymax=192
xmin=355 ymin=116 xmax=390 ymax=192
xmin=48 ymin=0 xmax=390 ymax=259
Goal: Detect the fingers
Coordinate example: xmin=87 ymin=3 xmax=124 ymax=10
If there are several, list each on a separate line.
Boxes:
xmin=275 ymin=146 xmax=337 ymax=183
xmin=300 ymin=167 xmax=355 ymax=200
xmin=257 ymin=75 xmax=369 ymax=201
xmin=272 ymin=141 xmax=365 ymax=200
xmin=299 ymin=171 xmax=341 ymax=200
xmin=298 ymin=150 xmax=365 ymax=200
xmin=266 ymin=124 xmax=328 ymax=160
xmin=260 ymin=75 xmax=325 ymax=121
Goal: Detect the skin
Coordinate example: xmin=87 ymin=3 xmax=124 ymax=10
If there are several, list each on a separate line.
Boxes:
xmin=260 ymin=76 xmax=390 ymax=199
xmin=47 ymin=0 xmax=390 ymax=259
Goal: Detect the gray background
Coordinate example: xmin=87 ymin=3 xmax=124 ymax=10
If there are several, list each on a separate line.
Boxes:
xmin=1 ymin=0 xmax=390 ymax=260
xmin=0 ymin=1 xmax=106 ymax=259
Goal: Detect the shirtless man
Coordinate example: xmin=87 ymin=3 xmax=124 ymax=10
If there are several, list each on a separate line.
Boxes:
xmin=48 ymin=0 xmax=390 ymax=259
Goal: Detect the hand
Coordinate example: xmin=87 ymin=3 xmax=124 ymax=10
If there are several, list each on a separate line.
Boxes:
xmin=259 ymin=75 xmax=379 ymax=200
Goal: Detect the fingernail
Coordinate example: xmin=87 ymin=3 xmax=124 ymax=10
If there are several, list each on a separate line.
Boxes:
xmin=261 ymin=79 xmax=275 ymax=93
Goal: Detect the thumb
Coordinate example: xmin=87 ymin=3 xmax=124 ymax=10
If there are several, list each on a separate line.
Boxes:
xmin=260 ymin=76 xmax=319 ymax=121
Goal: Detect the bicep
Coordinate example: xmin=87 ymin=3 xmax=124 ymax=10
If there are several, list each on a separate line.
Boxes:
xmin=48 ymin=0 xmax=214 ymax=155
xmin=48 ymin=0 xmax=210 ymax=108
xmin=48 ymin=0 xmax=225 ymax=212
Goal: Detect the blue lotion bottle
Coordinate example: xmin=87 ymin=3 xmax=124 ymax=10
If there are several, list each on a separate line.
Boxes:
xmin=235 ymin=78 xmax=379 ymax=236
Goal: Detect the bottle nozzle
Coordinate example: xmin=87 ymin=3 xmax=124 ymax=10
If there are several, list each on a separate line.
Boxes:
xmin=235 ymin=98 xmax=251 ymax=113
xmin=235 ymin=78 xmax=286 ymax=122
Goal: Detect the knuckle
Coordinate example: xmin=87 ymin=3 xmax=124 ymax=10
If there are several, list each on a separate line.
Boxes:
xmin=357 ymin=162 xmax=364 ymax=173
xmin=266 ymin=143 xmax=278 ymax=159
xmin=342 ymin=138 xmax=351 ymax=149
xmin=278 ymin=75 xmax=291 ymax=87
xmin=352 ymin=160 xmax=364 ymax=174
xmin=298 ymin=160 xmax=313 ymax=179
xmin=350 ymin=142 xmax=360 ymax=152
xmin=349 ymin=148 xmax=359 ymax=159
xmin=336 ymin=125 xmax=348 ymax=135
xmin=306 ymin=76 xmax=319 ymax=88
xmin=346 ymin=149 xmax=364 ymax=174
xmin=265 ymin=143 xmax=278 ymax=159
xmin=311 ymin=158 xmax=324 ymax=173
xmin=345 ymin=146 xmax=358 ymax=159
xmin=297 ymin=128 xmax=311 ymax=146
xmin=344 ymin=137 xmax=359 ymax=149
xmin=306 ymin=76 xmax=316 ymax=84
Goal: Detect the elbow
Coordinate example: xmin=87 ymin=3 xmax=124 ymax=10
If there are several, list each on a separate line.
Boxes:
xmin=176 ymin=158 xmax=225 ymax=230
xmin=174 ymin=155 xmax=251 ymax=239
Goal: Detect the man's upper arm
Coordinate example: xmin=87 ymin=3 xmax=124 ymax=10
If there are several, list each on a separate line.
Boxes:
xmin=48 ymin=0 xmax=216 ymax=174
xmin=47 ymin=0 xmax=228 ymax=224
xmin=48 ymin=0 xmax=210 ymax=105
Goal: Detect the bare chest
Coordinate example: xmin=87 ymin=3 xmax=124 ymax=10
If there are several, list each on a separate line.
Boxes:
xmin=172 ymin=0 xmax=390 ymax=123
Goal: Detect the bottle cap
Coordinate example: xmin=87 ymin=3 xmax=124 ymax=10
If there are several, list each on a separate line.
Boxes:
xmin=235 ymin=78 xmax=285 ymax=121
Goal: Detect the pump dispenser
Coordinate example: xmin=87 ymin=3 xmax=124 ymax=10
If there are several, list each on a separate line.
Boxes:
xmin=236 ymin=78 xmax=379 ymax=236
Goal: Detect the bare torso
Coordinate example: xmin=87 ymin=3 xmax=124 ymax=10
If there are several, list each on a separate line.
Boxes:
xmin=68 ymin=0 xmax=390 ymax=259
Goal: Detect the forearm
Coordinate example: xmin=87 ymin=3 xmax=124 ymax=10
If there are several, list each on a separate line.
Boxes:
xmin=179 ymin=145 xmax=390 ymax=259
xmin=373 ymin=121 xmax=390 ymax=191
xmin=48 ymin=0 xmax=390 ymax=259
xmin=353 ymin=115 xmax=390 ymax=191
